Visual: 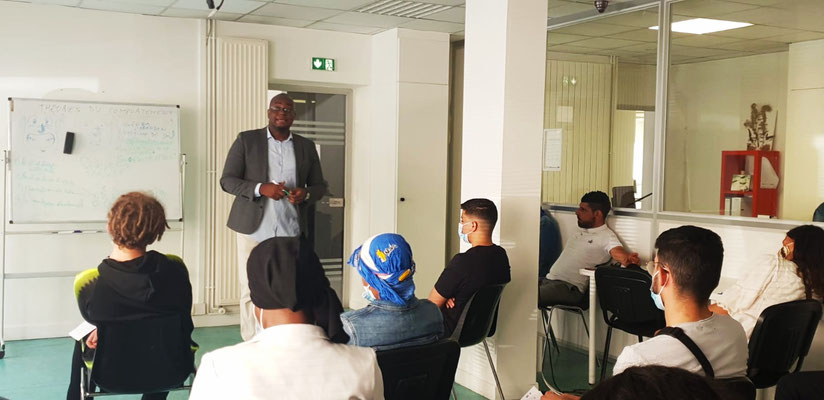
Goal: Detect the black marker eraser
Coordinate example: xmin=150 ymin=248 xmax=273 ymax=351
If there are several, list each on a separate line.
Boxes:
xmin=64 ymin=132 xmax=75 ymax=154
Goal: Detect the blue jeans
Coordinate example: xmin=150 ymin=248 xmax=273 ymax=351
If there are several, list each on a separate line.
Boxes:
xmin=341 ymin=298 xmax=444 ymax=351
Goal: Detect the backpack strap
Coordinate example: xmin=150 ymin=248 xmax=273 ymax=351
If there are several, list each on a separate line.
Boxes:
xmin=656 ymin=326 xmax=715 ymax=378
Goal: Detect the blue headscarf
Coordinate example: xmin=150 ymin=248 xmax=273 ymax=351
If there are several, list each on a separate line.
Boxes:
xmin=349 ymin=233 xmax=416 ymax=306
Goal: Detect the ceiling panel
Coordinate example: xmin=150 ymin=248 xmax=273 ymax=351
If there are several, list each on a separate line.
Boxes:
xmin=400 ymin=19 xmax=463 ymax=33
xmin=572 ymin=37 xmax=645 ymax=49
xmin=29 ymin=0 xmax=82 ymax=5
xmin=609 ymin=28 xmax=660 ymax=42
xmin=722 ymin=6 xmax=824 ymax=32
xmin=252 ymin=3 xmax=342 ymax=20
xmin=271 ymin=0 xmax=374 ymax=11
xmin=709 ymin=25 xmax=795 ymax=40
xmin=305 ymin=21 xmax=384 ymax=34
xmin=670 ymin=34 xmax=740 ymax=47
xmin=545 ymin=44 xmax=601 ymax=54
xmin=670 ymin=45 xmax=732 ymax=58
xmin=423 ymin=6 xmax=464 ymax=23
xmin=598 ymin=10 xmax=660 ymax=28
xmin=713 ymin=39 xmax=788 ymax=52
xmin=547 ymin=3 xmax=592 ymax=19
xmin=670 ymin=0 xmax=761 ymax=18
xmin=323 ymin=11 xmax=413 ymax=28
xmin=79 ymin=0 xmax=165 ymax=14
xmin=555 ymin=22 xmax=637 ymax=36
xmin=547 ymin=32 xmax=592 ymax=45
xmin=767 ymin=30 xmax=824 ymax=43
xmin=238 ymin=15 xmax=314 ymax=27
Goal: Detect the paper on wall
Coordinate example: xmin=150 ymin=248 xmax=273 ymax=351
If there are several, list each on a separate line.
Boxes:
xmin=543 ymin=128 xmax=562 ymax=172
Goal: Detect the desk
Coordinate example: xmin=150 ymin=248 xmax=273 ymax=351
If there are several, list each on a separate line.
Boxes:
xmin=579 ymin=267 xmax=597 ymax=385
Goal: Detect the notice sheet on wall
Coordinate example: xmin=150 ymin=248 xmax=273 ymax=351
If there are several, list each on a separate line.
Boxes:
xmin=543 ymin=128 xmax=562 ymax=171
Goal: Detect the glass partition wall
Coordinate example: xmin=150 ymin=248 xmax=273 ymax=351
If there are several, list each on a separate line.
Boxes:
xmin=544 ymin=0 xmax=824 ymax=224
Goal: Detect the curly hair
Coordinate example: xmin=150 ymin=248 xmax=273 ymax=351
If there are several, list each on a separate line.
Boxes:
xmin=787 ymin=225 xmax=824 ymax=300
xmin=107 ymin=192 xmax=169 ymax=249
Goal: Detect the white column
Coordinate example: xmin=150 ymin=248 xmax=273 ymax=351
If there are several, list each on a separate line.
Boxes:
xmin=347 ymin=28 xmax=449 ymax=310
xmin=459 ymin=0 xmax=547 ymax=399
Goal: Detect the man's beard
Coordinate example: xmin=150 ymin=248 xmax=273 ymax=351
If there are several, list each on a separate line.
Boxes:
xmin=577 ymin=219 xmax=594 ymax=229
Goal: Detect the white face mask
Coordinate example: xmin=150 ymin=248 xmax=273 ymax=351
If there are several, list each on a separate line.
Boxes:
xmin=254 ymin=307 xmax=264 ymax=336
xmin=458 ymin=222 xmax=470 ymax=244
xmin=362 ymin=284 xmax=377 ymax=302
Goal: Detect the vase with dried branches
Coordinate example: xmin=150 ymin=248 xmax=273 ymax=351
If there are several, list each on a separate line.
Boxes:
xmin=743 ymin=103 xmax=775 ymax=150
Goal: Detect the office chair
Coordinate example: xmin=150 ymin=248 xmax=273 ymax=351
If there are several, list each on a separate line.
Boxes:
xmin=450 ymin=283 xmax=507 ymax=400
xmin=747 ymin=299 xmax=822 ymax=388
xmin=376 ymin=339 xmax=460 ymax=400
xmin=595 ymin=265 xmax=666 ymax=381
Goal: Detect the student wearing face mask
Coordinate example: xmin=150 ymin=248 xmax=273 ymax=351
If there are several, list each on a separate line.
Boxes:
xmin=710 ymin=225 xmax=824 ymax=337
xmin=543 ymin=226 xmax=748 ymax=400
xmin=340 ymin=233 xmax=444 ymax=350
xmin=428 ymin=198 xmax=511 ymax=337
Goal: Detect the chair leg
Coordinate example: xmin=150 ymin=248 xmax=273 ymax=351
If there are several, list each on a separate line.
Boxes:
xmin=483 ymin=339 xmax=505 ymax=400
xmin=577 ymin=310 xmax=590 ymax=338
xmin=600 ymin=326 xmax=613 ymax=382
xmin=546 ymin=308 xmax=559 ymax=353
xmin=451 ymin=387 xmax=457 ymax=400
xmin=637 ymin=335 xmax=643 ymax=343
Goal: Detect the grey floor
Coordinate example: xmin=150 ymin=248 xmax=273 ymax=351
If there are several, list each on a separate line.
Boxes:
xmin=0 ymin=325 xmax=494 ymax=400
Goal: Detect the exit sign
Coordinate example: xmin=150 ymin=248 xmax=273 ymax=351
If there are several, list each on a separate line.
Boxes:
xmin=312 ymin=57 xmax=335 ymax=71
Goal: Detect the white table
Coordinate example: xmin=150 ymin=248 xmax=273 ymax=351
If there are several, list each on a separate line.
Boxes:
xmin=579 ymin=267 xmax=597 ymax=385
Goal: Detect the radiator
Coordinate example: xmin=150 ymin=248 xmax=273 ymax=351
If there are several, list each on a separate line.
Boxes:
xmin=206 ymin=31 xmax=268 ymax=310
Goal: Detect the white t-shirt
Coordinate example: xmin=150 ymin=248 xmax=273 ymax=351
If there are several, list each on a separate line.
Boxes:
xmin=546 ymin=224 xmax=622 ymax=291
xmin=613 ymin=314 xmax=748 ymax=378
xmin=715 ymin=252 xmax=806 ymax=337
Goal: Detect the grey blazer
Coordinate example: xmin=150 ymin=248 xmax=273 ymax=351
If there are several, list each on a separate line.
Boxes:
xmin=220 ymin=128 xmax=327 ymax=236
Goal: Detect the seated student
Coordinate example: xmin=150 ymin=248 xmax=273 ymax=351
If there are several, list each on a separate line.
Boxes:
xmin=190 ymin=237 xmax=383 ymax=400
xmin=539 ymin=208 xmax=562 ymax=278
xmin=539 ymin=191 xmax=639 ymax=308
xmin=545 ymin=226 xmax=748 ymax=400
xmin=776 ymin=371 xmax=824 ymax=400
xmin=341 ymin=233 xmax=443 ymax=350
xmin=710 ymin=225 xmax=824 ymax=336
xmin=429 ymin=198 xmax=511 ymax=337
xmin=67 ymin=192 xmax=194 ymax=400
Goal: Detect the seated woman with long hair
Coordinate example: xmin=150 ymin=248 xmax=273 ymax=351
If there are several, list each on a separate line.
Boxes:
xmin=710 ymin=225 xmax=824 ymax=337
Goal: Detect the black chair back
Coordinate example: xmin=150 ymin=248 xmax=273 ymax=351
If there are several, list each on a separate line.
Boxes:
xmin=450 ymin=284 xmax=506 ymax=347
xmin=92 ymin=314 xmax=194 ymax=394
xmin=595 ymin=266 xmax=665 ymax=337
xmin=711 ymin=377 xmax=756 ymax=400
xmin=747 ymin=299 xmax=822 ymax=388
xmin=376 ymin=339 xmax=460 ymax=400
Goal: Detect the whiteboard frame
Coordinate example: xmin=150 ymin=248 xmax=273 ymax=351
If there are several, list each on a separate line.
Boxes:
xmin=6 ymin=97 xmax=184 ymax=224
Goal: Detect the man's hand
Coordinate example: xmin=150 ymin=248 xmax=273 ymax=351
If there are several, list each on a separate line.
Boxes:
xmin=260 ymin=182 xmax=286 ymax=200
xmin=85 ymin=329 xmax=98 ymax=349
xmin=627 ymin=252 xmax=641 ymax=265
xmin=446 ymin=298 xmax=456 ymax=309
xmin=287 ymin=187 xmax=307 ymax=205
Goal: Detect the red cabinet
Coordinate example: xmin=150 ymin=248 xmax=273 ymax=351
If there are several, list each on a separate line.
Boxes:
xmin=719 ymin=150 xmax=780 ymax=217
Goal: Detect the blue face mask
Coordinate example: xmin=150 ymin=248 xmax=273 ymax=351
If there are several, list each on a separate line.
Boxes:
xmin=458 ymin=222 xmax=470 ymax=244
xmin=362 ymin=285 xmax=377 ymax=302
xmin=650 ymin=269 xmax=666 ymax=310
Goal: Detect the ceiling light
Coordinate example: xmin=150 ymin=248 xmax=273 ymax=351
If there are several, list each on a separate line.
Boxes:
xmin=650 ymin=18 xmax=752 ymax=35
xmin=356 ymin=0 xmax=452 ymax=19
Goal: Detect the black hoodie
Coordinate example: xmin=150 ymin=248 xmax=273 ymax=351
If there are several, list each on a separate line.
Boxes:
xmin=78 ymin=250 xmax=194 ymax=343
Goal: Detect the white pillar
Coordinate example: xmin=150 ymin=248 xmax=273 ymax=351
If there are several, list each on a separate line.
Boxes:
xmin=347 ymin=28 xmax=450 ymax=310
xmin=459 ymin=0 xmax=547 ymax=399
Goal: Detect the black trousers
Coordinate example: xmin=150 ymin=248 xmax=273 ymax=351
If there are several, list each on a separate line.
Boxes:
xmin=66 ymin=340 xmax=168 ymax=400
xmin=775 ymin=371 xmax=824 ymax=400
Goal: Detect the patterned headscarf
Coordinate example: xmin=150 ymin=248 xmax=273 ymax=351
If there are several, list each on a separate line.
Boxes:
xmin=349 ymin=233 xmax=416 ymax=306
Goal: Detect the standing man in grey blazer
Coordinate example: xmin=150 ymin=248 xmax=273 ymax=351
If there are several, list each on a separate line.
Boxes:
xmin=221 ymin=93 xmax=327 ymax=340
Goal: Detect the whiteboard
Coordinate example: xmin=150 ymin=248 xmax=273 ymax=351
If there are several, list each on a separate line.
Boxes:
xmin=7 ymin=98 xmax=182 ymax=223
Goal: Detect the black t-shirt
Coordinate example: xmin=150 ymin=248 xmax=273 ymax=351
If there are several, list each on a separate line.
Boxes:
xmin=434 ymin=244 xmax=511 ymax=336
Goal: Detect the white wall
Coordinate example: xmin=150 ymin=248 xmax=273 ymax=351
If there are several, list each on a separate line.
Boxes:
xmin=783 ymin=39 xmax=824 ymax=221
xmin=665 ymin=52 xmax=789 ymax=215
xmin=0 ymin=1 xmax=204 ymax=339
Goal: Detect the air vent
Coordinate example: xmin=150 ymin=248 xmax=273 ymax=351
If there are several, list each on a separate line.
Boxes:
xmin=356 ymin=0 xmax=453 ymax=19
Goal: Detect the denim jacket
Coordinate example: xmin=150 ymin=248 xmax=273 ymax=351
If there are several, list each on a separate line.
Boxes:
xmin=340 ymin=298 xmax=444 ymax=351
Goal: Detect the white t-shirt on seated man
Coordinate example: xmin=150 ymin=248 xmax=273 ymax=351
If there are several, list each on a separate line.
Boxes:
xmin=542 ymin=225 xmax=748 ymax=400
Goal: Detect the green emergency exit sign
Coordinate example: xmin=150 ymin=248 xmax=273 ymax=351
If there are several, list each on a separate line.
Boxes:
xmin=312 ymin=57 xmax=335 ymax=71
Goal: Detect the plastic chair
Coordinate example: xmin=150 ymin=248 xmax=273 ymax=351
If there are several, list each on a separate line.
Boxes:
xmin=376 ymin=339 xmax=460 ymax=400
xmin=712 ymin=377 xmax=756 ymax=400
xmin=79 ymin=314 xmax=196 ymax=399
xmin=450 ymin=283 xmax=507 ymax=400
xmin=595 ymin=265 xmax=665 ymax=380
xmin=747 ymin=299 xmax=823 ymax=388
